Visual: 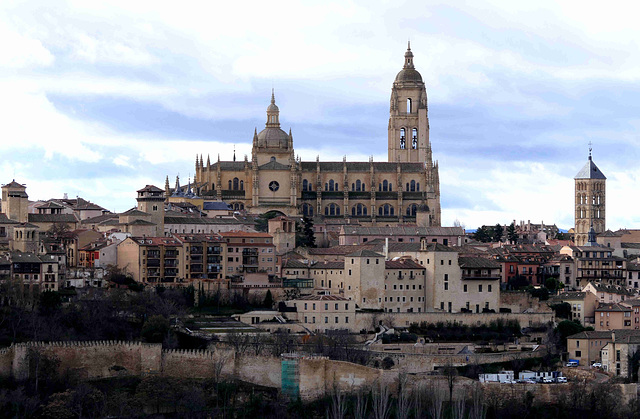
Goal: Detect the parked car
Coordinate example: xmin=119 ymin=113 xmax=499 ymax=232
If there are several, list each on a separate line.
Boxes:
xmin=556 ymin=377 xmax=567 ymax=383
xmin=543 ymin=377 xmax=554 ymax=383
xmin=566 ymin=361 xmax=578 ymax=367
xmin=591 ymin=362 xmax=602 ymax=368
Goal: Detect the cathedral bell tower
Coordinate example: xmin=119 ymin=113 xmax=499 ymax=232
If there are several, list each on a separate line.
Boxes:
xmin=388 ymin=43 xmax=431 ymax=163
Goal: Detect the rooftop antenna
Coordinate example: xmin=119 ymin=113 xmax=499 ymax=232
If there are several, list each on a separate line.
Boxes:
xmin=233 ymin=145 xmax=236 ymax=162
xmin=588 ymin=141 xmax=593 ymax=160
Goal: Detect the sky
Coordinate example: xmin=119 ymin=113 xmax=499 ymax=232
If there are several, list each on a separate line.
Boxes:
xmin=1 ymin=0 xmax=639 ymax=231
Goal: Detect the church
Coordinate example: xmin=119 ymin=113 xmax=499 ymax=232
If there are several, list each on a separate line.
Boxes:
xmin=185 ymin=44 xmax=441 ymax=226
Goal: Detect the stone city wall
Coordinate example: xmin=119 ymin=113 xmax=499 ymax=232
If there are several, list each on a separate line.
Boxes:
xmin=355 ymin=311 xmax=554 ymax=332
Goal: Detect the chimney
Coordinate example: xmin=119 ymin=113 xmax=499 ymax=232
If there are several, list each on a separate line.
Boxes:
xmin=384 ymin=238 xmax=389 ymax=260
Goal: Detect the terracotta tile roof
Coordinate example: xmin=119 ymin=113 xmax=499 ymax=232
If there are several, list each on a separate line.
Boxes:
xmin=346 ymin=249 xmax=384 ymax=258
xmin=28 ymin=213 xmax=78 ymax=223
xmin=218 ymin=231 xmax=273 ymax=238
xmin=130 ymin=237 xmax=183 ymax=246
xmin=137 ymin=185 xmax=164 ymax=193
xmin=459 ymin=257 xmax=501 ymax=269
xmin=567 ymin=330 xmax=612 ymax=340
xmin=595 ymin=303 xmax=631 ymax=312
xmin=173 ymin=233 xmax=224 ymax=243
xmin=310 ymin=261 xmax=344 ymax=270
xmin=385 ymin=259 xmax=425 ymax=269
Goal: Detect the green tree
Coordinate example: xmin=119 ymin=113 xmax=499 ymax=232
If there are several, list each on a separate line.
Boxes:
xmin=473 ymin=226 xmax=491 ymax=243
xmin=263 ymin=290 xmax=274 ymax=309
xmin=141 ymin=315 xmax=170 ymax=343
xmin=507 ymin=222 xmax=518 ymax=243
xmin=494 ymin=223 xmax=504 ymax=242
xmin=296 ymin=215 xmax=316 ymax=248
xmin=549 ymin=302 xmax=571 ymax=319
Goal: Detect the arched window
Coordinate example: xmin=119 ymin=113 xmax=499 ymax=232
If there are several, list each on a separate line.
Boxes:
xmin=325 ymin=203 xmax=340 ymax=216
xmin=228 ymin=180 xmax=232 ymax=190
xmin=406 ymin=204 xmax=418 ymax=217
xmin=379 ymin=204 xmax=394 ymax=216
xmin=400 ymin=128 xmax=406 ymax=149
xmin=303 ymin=179 xmax=309 ymax=191
xmin=240 ymin=180 xmax=244 ymax=190
xmin=382 ymin=180 xmax=388 ymax=192
xmin=329 ymin=180 xmax=334 ymax=191
xmin=302 ymin=203 xmax=314 ymax=217
xmin=407 ymin=98 xmax=412 ymax=113
xmin=352 ymin=203 xmax=367 ymax=216
xmin=410 ymin=180 xmax=416 ymax=192
xmin=233 ymin=177 xmax=239 ymax=190
xmin=326 ymin=180 xmax=338 ymax=192
xmin=412 ymin=128 xmax=418 ymax=149
xmin=416 ymin=182 xmax=420 ymax=192
xmin=211 ymin=183 xmax=215 ymax=190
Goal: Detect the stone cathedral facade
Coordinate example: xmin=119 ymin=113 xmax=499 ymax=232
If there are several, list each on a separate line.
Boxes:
xmin=190 ymin=45 xmax=441 ymax=226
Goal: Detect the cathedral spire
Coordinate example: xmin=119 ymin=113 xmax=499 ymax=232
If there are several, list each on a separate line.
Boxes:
xmin=233 ymin=145 xmax=236 ymax=162
xmin=266 ymin=89 xmax=280 ymax=128
xmin=404 ymin=42 xmax=414 ymax=69
xmin=206 ymin=154 xmax=210 ymax=167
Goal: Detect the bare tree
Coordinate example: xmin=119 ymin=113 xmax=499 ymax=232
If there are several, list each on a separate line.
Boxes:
xmin=371 ymin=382 xmax=391 ymax=419
xmin=396 ymin=374 xmax=412 ymax=419
xmin=442 ymin=360 xmax=458 ymax=409
xmin=226 ymin=331 xmax=251 ymax=355
xmin=327 ymin=388 xmax=347 ymax=419
xmin=469 ymin=383 xmax=487 ymax=419
xmin=427 ymin=381 xmax=445 ymax=419
xmin=354 ymin=388 xmax=369 ymax=419
xmin=452 ymin=398 xmax=465 ymax=419
xmin=211 ymin=350 xmax=230 ymax=390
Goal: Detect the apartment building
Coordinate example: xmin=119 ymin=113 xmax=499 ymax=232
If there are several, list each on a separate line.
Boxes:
xmin=286 ymin=294 xmax=355 ymax=333
xmin=9 ymin=251 xmax=59 ymax=291
xmin=566 ymin=330 xmax=612 ymax=366
xmin=173 ymin=234 xmax=226 ymax=280
xmin=219 ymin=231 xmax=276 ymax=276
xmin=595 ymin=303 xmax=633 ymax=331
xmin=384 ymin=258 xmax=426 ymax=313
xmin=117 ymin=237 xmax=183 ymax=285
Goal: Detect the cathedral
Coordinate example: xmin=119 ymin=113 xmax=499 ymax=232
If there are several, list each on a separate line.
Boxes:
xmin=187 ymin=44 xmax=441 ymax=226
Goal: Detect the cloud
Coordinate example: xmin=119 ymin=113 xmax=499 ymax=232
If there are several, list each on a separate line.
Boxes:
xmin=0 ymin=1 xmax=638 ymax=230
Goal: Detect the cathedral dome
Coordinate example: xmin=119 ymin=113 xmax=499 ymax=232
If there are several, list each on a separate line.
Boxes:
xmin=395 ymin=42 xmax=423 ymax=83
xmin=256 ymin=127 xmax=290 ymax=148
xmin=395 ymin=68 xmax=423 ymax=83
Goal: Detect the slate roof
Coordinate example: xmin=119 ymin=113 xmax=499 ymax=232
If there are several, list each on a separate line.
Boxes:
xmin=125 ymin=219 xmax=156 ymax=226
xmin=203 ymin=202 xmax=232 ymax=211
xmin=295 ymin=295 xmax=349 ymax=301
xmin=121 ymin=209 xmax=150 ymax=217
xmin=0 ymin=213 xmax=18 ymax=225
xmin=341 ymin=226 xmax=464 ymax=236
xmin=28 ymin=213 xmax=78 ymax=223
xmin=555 ymin=291 xmax=586 ymax=300
xmin=137 ymin=185 xmax=164 ymax=193
xmin=310 ymin=261 xmax=345 ymax=270
xmin=36 ymin=201 xmax=65 ymax=209
xmin=458 ymin=257 xmax=501 ymax=269
xmin=258 ymin=160 xmax=290 ymax=170
xmin=346 ymin=249 xmax=384 ymax=258
xmin=283 ymin=259 xmax=310 ymax=269
xmin=575 ymin=157 xmax=606 ymax=179
xmin=10 ymin=252 xmax=43 ymax=263
xmin=298 ymin=161 xmax=425 ymax=173
xmin=210 ymin=161 xmax=246 ymax=171
xmin=81 ymin=214 xmax=119 ymax=225
xmin=567 ymin=330 xmax=612 ymax=340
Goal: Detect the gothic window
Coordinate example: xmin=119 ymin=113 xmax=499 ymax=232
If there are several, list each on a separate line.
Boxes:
xmin=326 ymin=180 xmax=338 ymax=192
xmin=407 ymin=98 xmax=412 ymax=113
xmin=240 ymin=180 xmax=244 ymax=190
xmin=406 ymin=204 xmax=418 ymax=217
xmin=233 ymin=177 xmax=239 ymax=190
xmin=352 ymin=203 xmax=367 ymax=216
xmin=303 ymin=179 xmax=311 ymax=191
xmin=352 ymin=179 xmax=363 ymax=192
xmin=378 ymin=204 xmax=394 ymax=216
xmin=410 ymin=180 xmax=416 ymax=192
xmin=597 ymin=195 xmax=601 ymax=205
xmin=325 ymin=203 xmax=340 ymax=216
xmin=228 ymin=180 xmax=232 ymax=190
xmin=400 ymin=128 xmax=406 ymax=149
xmin=302 ymin=203 xmax=314 ymax=217
xmin=211 ymin=183 xmax=215 ymax=190
xmin=416 ymin=182 xmax=420 ymax=191
xmin=412 ymin=128 xmax=418 ymax=149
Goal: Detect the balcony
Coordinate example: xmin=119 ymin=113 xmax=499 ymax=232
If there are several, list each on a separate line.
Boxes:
xmin=375 ymin=191 xmax=398 ymax=200
xmin=462 ymin=274 xmax=501 ymax=280
xmin=207 ymin=256 xmax=222 ymax=263
xmin=403 ymin=191 xmax=423 ymax=200
xmin=301 ymin=191 xmax=317 ymax=200
xmin=242 ymin=249 xmax=259 ymax=256
xmin=164 ymin=260 xmax=178 ymax=267
xmin=348 ymin=192 xmax=371 ymax=200
xmin=147 ymin=251 xmax=161 ymax=258
xmin=164 ymin=251 xmax=178 ymax=258
xmin=207 ymin=246 xmax=222 ymax=254
xmin=147 ymin=259 xmax=160 ymax=267
xmin=190 ymin=255 xmax=203 ymax=262
xmin=190 ymin=264 xmax=203 ymax=273
xmin=222 ymin=190 xmax=246 ymax=200
xmin=190 ymin=246 xmax=203 ymax=254
xmin=321 ymin=191 xmax=343 ymax=199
